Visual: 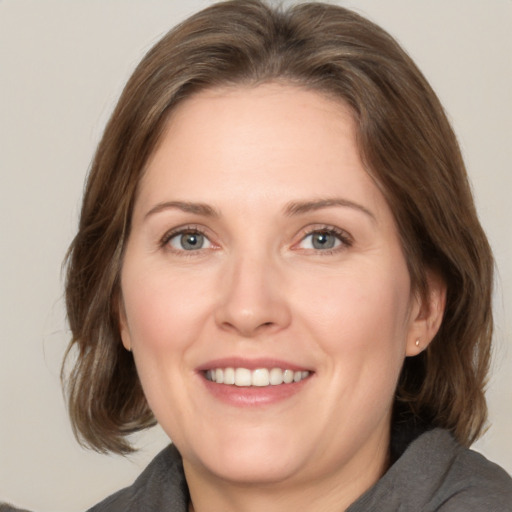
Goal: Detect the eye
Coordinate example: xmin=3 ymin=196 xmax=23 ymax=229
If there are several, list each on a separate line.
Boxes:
xmin=297 ymin=228 xmax=351 ymax=251
xmin=166 ymin=230 xmax=213 ymax=251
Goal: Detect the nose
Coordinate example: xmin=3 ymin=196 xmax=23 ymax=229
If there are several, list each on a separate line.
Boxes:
xmin=214 ymin=252 xmax=292 ymax=338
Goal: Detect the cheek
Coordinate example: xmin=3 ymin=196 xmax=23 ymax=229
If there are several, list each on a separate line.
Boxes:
xmin=306 ymin=263 xmax=412 ymax=415
xmin=121 ymin=263 xmax=212 ymax=353
xmin=295 ymin=261 xmax=412 ymax=365
xmin=120 ymin=265 xmax=211 ymax=424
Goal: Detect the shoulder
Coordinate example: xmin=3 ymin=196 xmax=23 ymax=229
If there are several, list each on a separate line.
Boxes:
xmin=434 ymin=439 xmax=512 ymax=511
xmin=86 ymin=444 xmax=189 ymax=512
xmin=407 ymin=429 xmax=512 ymax=511
xmin=348 ymin=428 xmax=512 ymax=512
xmin=0 ymin=505 xmax=32 ymax=512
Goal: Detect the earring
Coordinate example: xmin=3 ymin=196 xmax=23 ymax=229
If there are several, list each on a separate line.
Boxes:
xmin=415 ymin=339 xmax=420 ymax=347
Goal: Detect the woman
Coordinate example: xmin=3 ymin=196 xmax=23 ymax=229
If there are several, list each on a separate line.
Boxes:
xmin=62 ymin=1 xmax=512 ymax=510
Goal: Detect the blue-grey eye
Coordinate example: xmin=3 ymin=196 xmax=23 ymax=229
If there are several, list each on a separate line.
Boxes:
xmin=169 ymin=232 xmax=211 ymax=251
xmin=300 ymin=230 xmax=342 ymax=250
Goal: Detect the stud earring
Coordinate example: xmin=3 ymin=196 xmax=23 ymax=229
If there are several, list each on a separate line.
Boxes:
xmin=415 ymin=339 xmax=420 ymax=347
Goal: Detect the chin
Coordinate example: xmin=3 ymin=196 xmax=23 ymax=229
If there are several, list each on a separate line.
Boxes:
xmin=206 ymin=453 xmax=302 ymax=486
xmin=184 ymin=428 xmax=307 ymax=485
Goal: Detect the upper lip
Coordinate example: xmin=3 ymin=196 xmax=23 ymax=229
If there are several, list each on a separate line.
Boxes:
xmin=196 ymin=357 xmax=312 ymax=372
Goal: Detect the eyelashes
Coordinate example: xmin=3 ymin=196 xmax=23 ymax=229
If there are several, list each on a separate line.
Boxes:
xmin=159 ymin=224 xmax=353 ymax=256
xmin=160 ymin=225 xmax=215 ymax=253
xmin=295 ymin=226 xmax=353 ymax=253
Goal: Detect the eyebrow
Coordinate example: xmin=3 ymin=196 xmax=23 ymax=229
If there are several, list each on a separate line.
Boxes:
xmin=144 ymin=198 xmax=375 ymax=222
xmin=284 ymin=198 xmax=376 ymax=221
xmin=144 ymin=201 xmax=220 ymax=220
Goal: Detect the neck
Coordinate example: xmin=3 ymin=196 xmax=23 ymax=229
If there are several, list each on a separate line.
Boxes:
xmin=184 ymin=437 xmax=390 ymax=512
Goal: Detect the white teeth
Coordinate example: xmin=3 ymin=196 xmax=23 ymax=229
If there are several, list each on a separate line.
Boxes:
xmin=283 ymin=369 xmax=294 ymax=384
xmin=205 ymin=367 xmax=310 ymax=387
xmin=224 ymin=367 xmax=235 ymax=385
xmin=252 ymin=368 xmax=270 ymax=387
xmin=235 ymin=368 xmax=252 ymax=386
xmin=269 ymin=368 xmax=284 ymax=385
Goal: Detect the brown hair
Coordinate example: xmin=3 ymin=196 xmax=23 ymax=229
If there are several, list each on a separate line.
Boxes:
xmin=63 ymin=0 xmax=493 ymax=454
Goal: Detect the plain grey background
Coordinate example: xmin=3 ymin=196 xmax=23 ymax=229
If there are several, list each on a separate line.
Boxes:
xmin=1 ymin=1 xmax=511 ymax=510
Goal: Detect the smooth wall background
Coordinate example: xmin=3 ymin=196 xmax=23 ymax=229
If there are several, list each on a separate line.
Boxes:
xmin=1 ymin=1 xmax=510 ymax=510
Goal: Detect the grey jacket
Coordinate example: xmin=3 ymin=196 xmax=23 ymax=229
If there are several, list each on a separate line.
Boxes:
xmin=87 ymin=428 xmax=512 ymax=511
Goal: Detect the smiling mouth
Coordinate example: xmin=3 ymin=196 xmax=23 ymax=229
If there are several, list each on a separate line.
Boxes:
xmin=204 ymin=367 xmax=311 ymax=387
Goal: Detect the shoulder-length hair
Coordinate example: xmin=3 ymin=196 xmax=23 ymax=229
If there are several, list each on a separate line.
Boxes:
xmin=63 ymin=0 xmax=493 ymax=454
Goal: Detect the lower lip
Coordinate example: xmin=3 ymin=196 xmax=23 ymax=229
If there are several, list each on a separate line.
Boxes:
xmin=200 ymin=374 xmax=310 ymax=407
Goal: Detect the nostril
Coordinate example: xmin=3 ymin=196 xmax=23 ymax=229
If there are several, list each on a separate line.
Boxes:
xmin=214 ymin=285 xmax=292 ymax=336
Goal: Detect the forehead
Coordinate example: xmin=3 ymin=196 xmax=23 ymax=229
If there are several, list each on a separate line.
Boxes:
xmin=135 ymin=83 xmax=388 ymax=221
xmin=146 ymin=85 xmax=346 ymax=174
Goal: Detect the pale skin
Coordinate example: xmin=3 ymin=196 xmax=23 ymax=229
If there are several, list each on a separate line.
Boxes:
xmin=119 ymin=83 xmax=446 ymax=512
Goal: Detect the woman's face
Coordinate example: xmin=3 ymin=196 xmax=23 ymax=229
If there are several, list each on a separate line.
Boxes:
xmin=119 ymin=84 xmax=426 ymax=490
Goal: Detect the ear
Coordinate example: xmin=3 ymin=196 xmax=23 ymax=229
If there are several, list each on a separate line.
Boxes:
xmin=406 ymin=270 xmax=447 ymax=357
xmin=117 ymin=295 xmax=133 ymax=352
